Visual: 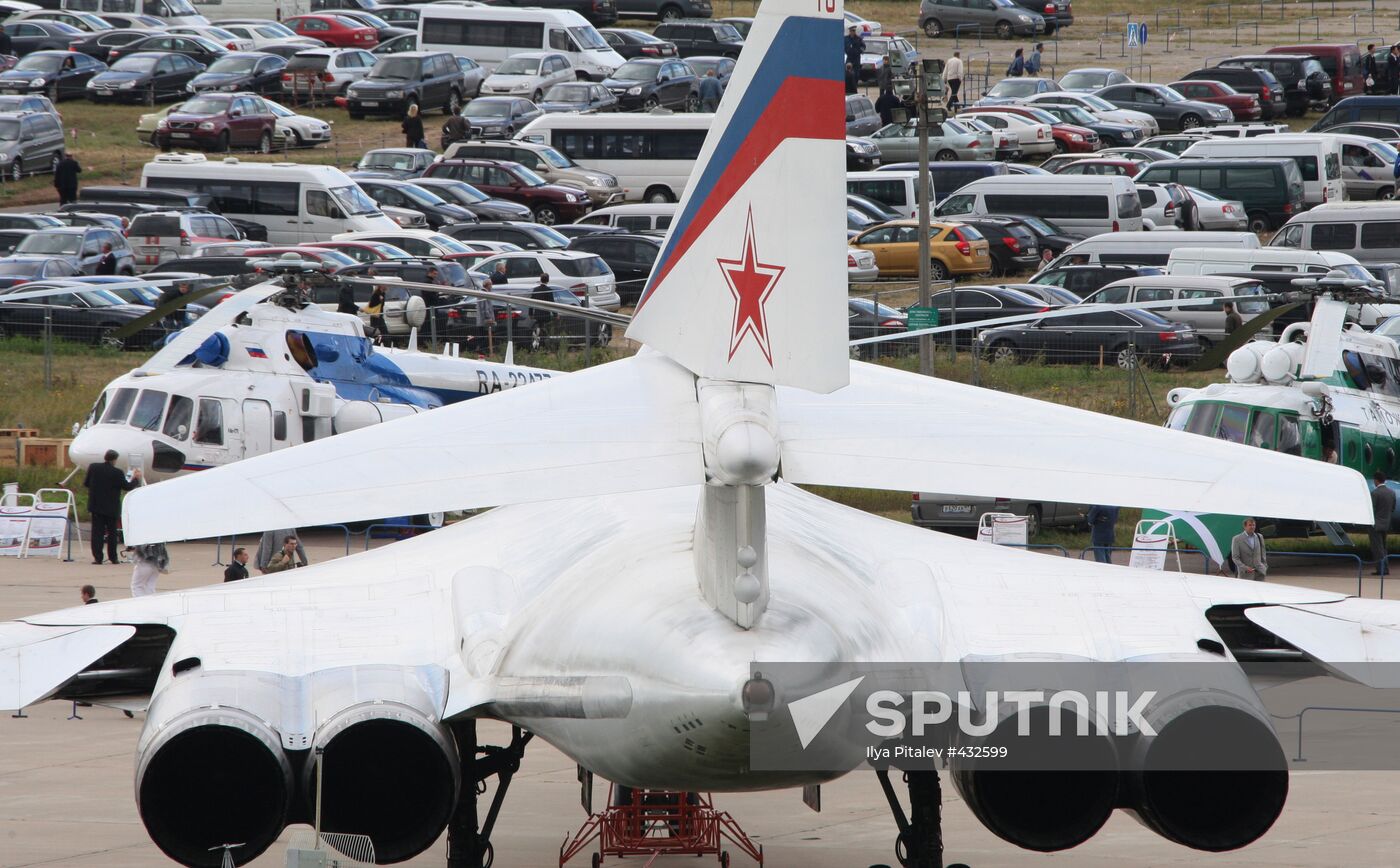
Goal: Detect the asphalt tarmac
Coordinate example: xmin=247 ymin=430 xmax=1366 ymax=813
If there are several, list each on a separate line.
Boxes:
xmin=2 ymin=532 xmax=1399 ymax=867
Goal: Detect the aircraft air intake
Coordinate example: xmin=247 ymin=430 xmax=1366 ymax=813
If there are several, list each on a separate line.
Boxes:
xmin=950 ymin=704 xmax=1119 ymax=851
xmin=135 ymin=707 xmax=294 ymax=867
xmin=305 ymin=702 xmax=460 ymax=864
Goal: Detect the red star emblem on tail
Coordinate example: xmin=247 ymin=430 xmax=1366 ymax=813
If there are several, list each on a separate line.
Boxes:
xmin=717 ymin=208 xmax=784 ymax=365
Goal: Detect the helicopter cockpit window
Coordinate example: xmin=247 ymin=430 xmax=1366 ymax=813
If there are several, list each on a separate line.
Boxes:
xmin=194 ymin=398 xmax=223 ymax=446
xmin=1248 ymin=409 xmax=1276 ymax=449
xmin=1277 ymin=414 xmax=1302 ymax=456
xmin=101 ymin=388 xmax=137 ymax=424
xmin=163 ymin=395 xmax=193 ymax=441
xmin=1185 ymin=402 xmax=1220 ymax=437
xmin=1166 ymin=404 xmax=1192 ymax=430
xmin=1216 ymin=404 xmax=1250 ymax=444
xmin=87 ymin=391 xmax=108 ymax=427
xmin=130 ymin=390 xmax=168 ymax=432
xmin=286 ymin=330 xmax=318 ymax=371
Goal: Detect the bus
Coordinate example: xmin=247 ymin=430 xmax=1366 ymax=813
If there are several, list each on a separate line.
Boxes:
xmin=516 ymin=112 xmax=709 ymax=203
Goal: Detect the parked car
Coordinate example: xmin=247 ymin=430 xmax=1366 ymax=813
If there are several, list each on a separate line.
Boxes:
xmin=1022 ymin=101 xmax=1141 ymax=147
xmin=1 ymin=20 xmax=84 ymax=57
xmin=1179 ymin=64 xmax=1286 ymax=121
xmin=0 ymin=93 xmax=57 ymax=121
xmin=354 ymin=177 xmax=477 ymax=229
xmin=975 ymin=76 xmax=1058 ymax=106
xmin=1028 ymin=263 xmax=1163 ymax=296
xmin=0 ymin=50 xmax=103 ymax=99
xmin=849 ymin=219 xmax=991 ymax=279
xmin=847 ymin=192 xmax=901 ymax=224
xmin=353 ymin=147 xmax=435 ymax=179
xmin=87 ymin=51 xmax=202 ymax=103
xmin=423 ymin=158 xmax=590 ymax=224
xmin=1024 ymin=91 xmax=1158 ymax=135
xmin=12 ymin=9 xmax=112 ymax=34
xmin=333 ymin=228 xmax=492 ymax=264
xmin=265 ymin=97 xmax=332 ymax=148
xmin=918 ymin=0 xmax=1044 ymax=39
xmin=481 ymin=50 xmax=576 ymax=102
xmin=409 ymin=178 xmax=534 ymax=221
xmin=325 ymin=9 xmax=411 ymax=45
xmin=280 ymin=47 xmax=376 ymax=99
xmin=857 ymin=35 xmax=918 ymax=84
xmin=501 ymin=281 xmax=613 ymax=349
xmin=186 ymin=51 xmax=285 ymax=94
xmin=911 ymin=492 xmax=1089 ymax=536
xmin=1316 ymin=121 xmax=1400 ymax=142
xmin=1216 ymin=54 xmax=1332 ymax=116
xmin=1053 ymin=157 xmax=1144 ymax=178
xmin=154 ymin=91 xmax=275 ymax=152
xmin=442 ymin=139 xmax=623 ymax=206
xmin=1136 ymin=157 xmax=1305 ymax=232
xmin=345 ymin=50 xmax=467 ymax=117
xmin=651 ymin=19 xmax=743 ymax=58
xmin=1002 ymin=282 xmax=1081 ymax=306
xmin=1167 ymin=79 xmax=1262 ymax=122
xmin=599 ymin=28 xmax=677 ymax=60
xmin=109 ymin=34 xmax=227 ymax=67
xmin=981 ymin=306 xmax=1199 ymax=368
xmin=99 ymin=14 xmax=166 ymax=30
xmin=370 ymin=33 xmax=414 ymax=56
xmin=0 ymin=213 xmax=64 ymax=231
xmin=953 ymin=216 xmax=1041 ymax=275
xmin=442 ymin=221 xmax=568 ymax=250
xmin=0 ymin=281 xmax=162 ymax=346
xmin=969 ymin=104 xmax=1101 ymax=152
xmin=565 ymin=231 xmax=659 ymax=304
xmin=1082 ymin=274 xmax=1271 ymax=346
xmin=282 ymin=13 xmax=378 ymax=48
xmin=1184 ymin=186 xmax=1249 ymax=231
xmin=69 ymin=28 xmax=156 ymax=62
xmin=0 ymin=108 xmax=62 ymax=179
xmin=927 ymin=284 xmax=1052 ymax=347
xmin=469 ymin=248 xmax=621 ymax=310
xmin=984 ymin=212 xmax=1080 ymax=260
xmin=459 ymin=95 xmax=541 ymax=139
xmin=164 ymin=25 xmax=255 ymax=52
xmin=211 ymin=20 xmax=321 ymax=51
xmin=1270 ymin=44 xmax=1363 ymax=103
xmin=686 ymin=55 xmax=734 ymax=91
xmin=957 ymin=108 xmax=1055 ymax=157
xmin=1058 ymin=67 xmax=1131 ymax=93
xmin=538 ymin=81 xmax=618 ymax=113
xmin=846 ymin=135 xmax=880 ymax=170
xmin=600 ymin=57 xmax=698 ymax=111
xmin=868 ymin=118 xmax=995 ymax=162
xmin=1095 ymin=82 xmax=1233 ymax=130
xmin=11 ymin=225 xmax=134 ymax=275
xmin=127 ymin=210 xmax=243 ymax=269
xmin=847 ymin=296 xmax=908 ymax=353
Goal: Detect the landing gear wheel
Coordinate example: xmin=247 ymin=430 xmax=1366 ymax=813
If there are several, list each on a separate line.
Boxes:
xmin=445 ymin=721 xmax=531 ymax=868
xmin=719 ymin=852 xmax=730 ymax=867
xmin=881 ymin=770 xmax=944 ymax=868
xmin=590 ymin=854 xmax=601 ymax=868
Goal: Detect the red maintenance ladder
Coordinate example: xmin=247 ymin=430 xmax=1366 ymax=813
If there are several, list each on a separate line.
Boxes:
xmin=560 ymin=786 xmax=764 ymax=867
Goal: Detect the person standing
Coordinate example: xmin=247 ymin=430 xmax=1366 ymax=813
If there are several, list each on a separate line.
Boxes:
xmin=698 ymin=68 xmax=723 ymax=113
xmin=843 ymin=25 xmax=865 ymax=77
xmin=128 ymin=542 xmax=168 ymax=597
xmin=54 ymin=152 xmax=81 ymax=205
xmin=1365 ymin=44 xmax=1379 ymax=93
xmin=0 ymin=26 xmax=12 ymax=57
xmin=402 ymin=103 xmax=426 ymax=149
xmin=1230 ymin=517 xmax=1268 ymax=580
xmin=1007 ymin=48 xmax=1026 ymax=78
xmin=1223 ymin=301 xmax=1242 ymax=335
xmin=364 ymin=284 xmax=387 ymax=341
xmin=1026 ymin=42 xmax=1043 ymax=76
xmin=945 ymin=50 xmax=964 ymax=109
xmin=265 ymin=535 xmax=303 ymax=573
xmin=224 ymin=547 xmax=251 ymax=582
xmin=95 ymin=242 xmax=117 ymax=275
xmin=1387 ymin=44 xmax=1400 ymax=95
xmin=844 ymin=62 xmax=858 ymax=95
xmin=1371 ymin=472 xmax=1395 ymax=576
xmin=875 ymin=85 xmax=901 ymax=126
xmin=1086 ymin=505 xmax=1119 ymax=564
xmin=256 ymin=528 xmax=306 ymax=573
xmin=440 ymin=104 xmax=469 ymax=150
xmin=336 ymin=281 xmax=359 ymax=316
xmin=83 ymin=449 xmax=139 ymax=565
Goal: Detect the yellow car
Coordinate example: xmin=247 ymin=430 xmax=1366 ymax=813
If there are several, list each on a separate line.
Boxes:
xmin=849 ymin=219 xmax=991 ymax=280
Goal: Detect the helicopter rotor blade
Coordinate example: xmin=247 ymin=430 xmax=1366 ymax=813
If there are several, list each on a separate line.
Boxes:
xmin=109 ymin=280 xmax=237 ymax=340
xmin=1188 ymin=301 xmax=1303 ymax=372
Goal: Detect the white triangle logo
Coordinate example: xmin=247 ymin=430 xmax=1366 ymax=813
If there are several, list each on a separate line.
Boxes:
xmin=790 ymin=676 xmax=865 ymax=749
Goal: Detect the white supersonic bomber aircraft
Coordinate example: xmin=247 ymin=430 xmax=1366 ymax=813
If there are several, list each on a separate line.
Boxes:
xmin=5 ymin=1 xmax=1400 ymax=866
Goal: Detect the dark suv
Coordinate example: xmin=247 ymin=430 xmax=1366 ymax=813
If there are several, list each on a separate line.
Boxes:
xmin=346 ymin=51 xmax=467 ymax=118
xmin=423 ymin=158 xmax=591 ymax=225
xmin=601 ymin=58 xmax=699 ymax=110
xmin=651 ymin=20 xmax=743 ymax=58
xmin=566 ymin=232 xmax=660 ymax=303
xmin=1216 ymin=54 xmax=1331 ymax=116
xmin=614 ymin=0 xmax=712 ymax=21
xmin=0 ymin=110 xmax=64 ymax=181
xmin=1180 ymin=65 xmax=1287 ymax=120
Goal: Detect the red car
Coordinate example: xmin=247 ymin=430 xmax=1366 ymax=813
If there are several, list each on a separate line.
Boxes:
xmin=154 ymin=92 xmax=277 ymax=153
xmin=1051 ymin=158 xmax=1145 ymax=178
xmin=306 ymin=240 xmax=416 ymax=264
xmin=969 ymin=105 xmax=1101 ymax=153
xmin=1168 ymin=80 xmax=1262 ymax=122
xmin=423 ymin=158 xmax=591 ymax=225
xmin=282 ymin=14 xmax=378 ymax=48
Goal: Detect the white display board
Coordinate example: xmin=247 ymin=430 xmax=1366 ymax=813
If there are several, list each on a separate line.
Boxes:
xmin=0 ymin=501 xmax=69 ymax=558
xmin=1128 ymin=533 xmax=1170 ymax=571
xmin=978 ymin=512 xmax=1029 ymax=546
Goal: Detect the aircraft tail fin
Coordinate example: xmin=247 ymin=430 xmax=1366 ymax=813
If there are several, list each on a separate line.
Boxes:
xmin=624 ymin=0 xmax=849 ymax=394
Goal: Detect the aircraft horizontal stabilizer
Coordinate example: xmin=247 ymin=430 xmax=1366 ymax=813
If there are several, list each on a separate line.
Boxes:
xmin=1247 ymin=600 xmax=1400 ymax=687
xmin=121 ymin=352 xmax=705 ymax=544
xmin=0 ymin=623 xmax=135 ymax=709
xmin=775 ymin=362 xmax=1372 ymax=525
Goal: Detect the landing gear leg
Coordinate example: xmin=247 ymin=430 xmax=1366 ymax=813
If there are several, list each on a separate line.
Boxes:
xmin=446 ymin=720 xmax=534 ymax=868
xmin=878 ymin=769 xmax=960 ymax=868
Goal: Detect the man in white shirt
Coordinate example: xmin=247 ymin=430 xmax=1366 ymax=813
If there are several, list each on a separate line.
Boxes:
xmin=945 ymin=51 xmax=964 ymax=109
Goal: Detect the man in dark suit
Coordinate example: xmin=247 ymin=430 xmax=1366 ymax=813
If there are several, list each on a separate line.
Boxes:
xmin=95 ymin=242 xmax=117 ymax=275
xmin=224 ymin=547 xmax=250 ymax=582
xmin=82 ymin=449 xmax=140 ymax=564
xmin=53 ymin=152 xmax=80 ymax=205
xmin=1371 ymin=472 xmax=1395 ymax=576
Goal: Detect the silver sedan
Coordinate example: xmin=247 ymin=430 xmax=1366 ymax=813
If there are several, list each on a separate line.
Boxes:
xmin=1184 ymin=186 xmax=1248 ymax=231
xmin=867 ymin=117 xmax=996 ymax=162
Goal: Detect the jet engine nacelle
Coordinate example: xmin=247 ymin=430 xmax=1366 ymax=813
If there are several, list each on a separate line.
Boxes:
xmin=136 ymin=671 xmax=294 ymax=867
xmin=302 ymin=666 xmax=459 ymax=864
xmin=1121 ymin=689 xmax=1288 ymax=852
xmin=333 ymin=400 xmax=426 ymax=435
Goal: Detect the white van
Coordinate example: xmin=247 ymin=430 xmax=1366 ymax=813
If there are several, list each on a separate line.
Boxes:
xmin=417 ymin=6 xmax=624 ymax=79
xmin=1271 ymin=201 xmax=1400 ymax=264
xmin=62 ymin=0 xmax=207 ymax=25
xmin=934 ymin=175 xmax=1144 ymax=236
xmin=141 ymin=154 xmax=398 ymax=245
xmin=1178 ymin=134 xmax=1345 ymax=206
xmin=577 ymin=203 xmax=677 ymax=232
xmin=518 ymin=113 xmax=708 ymax=203
xmin=846 ymin=171 xmax=937 ymax=220
xmin=1166 ymin=245 xmax=1372 ymax=280
xmin=1042 ymin=231 xmax=1259 ymax=271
